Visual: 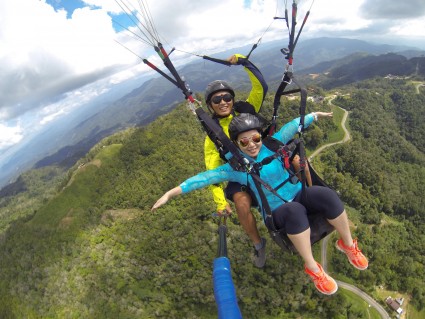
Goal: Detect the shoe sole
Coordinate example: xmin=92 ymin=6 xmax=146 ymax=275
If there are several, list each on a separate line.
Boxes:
xmin=335 ymin=241 xmax=368 ymax=270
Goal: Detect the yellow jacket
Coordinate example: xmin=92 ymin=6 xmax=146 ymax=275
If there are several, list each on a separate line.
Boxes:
xmin=204 ymin=54 xmax=268 ymax=211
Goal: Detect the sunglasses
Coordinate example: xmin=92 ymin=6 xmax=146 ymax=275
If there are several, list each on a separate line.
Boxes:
xmin=237 ymin=133 xmax=262 ymax=147
xmin=211 ymin=93 xmax=233 ymax=104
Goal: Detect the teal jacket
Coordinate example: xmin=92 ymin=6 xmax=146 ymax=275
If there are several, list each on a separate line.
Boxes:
xmin=184 ymin=114 xmax=315 ymax=222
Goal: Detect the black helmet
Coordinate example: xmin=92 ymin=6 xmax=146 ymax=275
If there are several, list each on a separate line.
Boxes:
xmin=204 ymin=80 xmax=235 ymax=103
xmin=229 ymin=113 xmax=264 ymax=141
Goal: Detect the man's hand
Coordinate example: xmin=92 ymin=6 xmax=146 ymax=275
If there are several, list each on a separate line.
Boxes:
xmin=216 ymin=203 xmax=233 ymax=217
xmin=227 ymin=55 xmax=238 ymax=65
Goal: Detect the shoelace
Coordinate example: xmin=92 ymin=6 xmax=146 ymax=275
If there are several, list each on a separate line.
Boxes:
xmin=346 ymin=240 xmax=362 ymax=256
xmin=313 ymin=270 xmax=324 ymax=280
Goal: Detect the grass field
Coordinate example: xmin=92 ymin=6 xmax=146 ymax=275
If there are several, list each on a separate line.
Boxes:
xmin=342 ymin=290 xmax=382 ymax=319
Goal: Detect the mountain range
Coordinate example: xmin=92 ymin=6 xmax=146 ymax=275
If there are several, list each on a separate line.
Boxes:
xmin=1 ymin=36 xmax=424 ymax=189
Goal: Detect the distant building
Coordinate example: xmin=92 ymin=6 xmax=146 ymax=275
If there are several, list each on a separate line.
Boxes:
xmin=307 ymin=95 xmax=324 ymax=103
xmin=385 ymin=296 xmax=403 ymax=315
xmin=395 ymin=297 xmax=404 ymax=306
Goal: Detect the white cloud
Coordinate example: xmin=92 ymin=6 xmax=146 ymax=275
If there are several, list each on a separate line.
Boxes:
xmin=390 ymin=18 xmax=425 ymax=38
xmin=0 ymin=123 xmax=23 ymax=149
xmin=0 ymin=0 xmax=136 ymax=119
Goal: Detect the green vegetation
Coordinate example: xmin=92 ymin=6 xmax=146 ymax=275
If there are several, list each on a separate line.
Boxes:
xmin=0 ymin=166 xmax=67 ymax=233
xmin=0 ymin=78 xmax=424 ymax=318
xmin=341 ymin=290 xmax=382 ymax=319
xmin=326 ymin=101 xmax=346 ymax=143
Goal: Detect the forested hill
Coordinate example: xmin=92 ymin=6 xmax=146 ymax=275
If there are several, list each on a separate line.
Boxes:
xmin=302 ymin=53 xmax=425 ymax=89
xmin=0 ymin=78 xmax=424 ymax=318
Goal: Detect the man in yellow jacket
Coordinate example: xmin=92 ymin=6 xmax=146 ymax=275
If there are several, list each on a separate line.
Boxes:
xmin=204 ymin=54 xmax=268 ymax=267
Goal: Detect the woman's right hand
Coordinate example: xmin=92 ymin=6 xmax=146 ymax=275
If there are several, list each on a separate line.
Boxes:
xmin=151 ymin=193 xmax=170 ymax=211
xmin=151 ymin=186 xmax=183 ymax=211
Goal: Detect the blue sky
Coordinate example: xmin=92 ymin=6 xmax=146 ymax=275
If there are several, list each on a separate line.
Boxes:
xmin=46 ymin=0 xmax=87 ymax=18
xmin=1 ymin=0 xmax=425 ymax=174
xmin=45 ymin=0 xmax=136 ymax=30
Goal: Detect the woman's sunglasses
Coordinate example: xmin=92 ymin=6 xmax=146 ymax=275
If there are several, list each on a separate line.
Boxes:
xmin=211 ymin=93 xmax=233 ymax=104
xmin=237 ymin=133 xmax=262 ymax=147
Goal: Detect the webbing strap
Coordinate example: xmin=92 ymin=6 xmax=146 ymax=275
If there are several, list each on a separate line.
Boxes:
xmin=195 ymin=108 xmax=249 ymax=172
xmin=251 ymin=172 xmax=279 ymax=232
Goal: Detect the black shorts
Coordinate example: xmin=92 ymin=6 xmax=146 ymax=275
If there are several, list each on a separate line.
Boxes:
xmin=224 ymin=182 xmax=259 ymax=207
xmin=271 ymin=186 xmax=344 ymax=235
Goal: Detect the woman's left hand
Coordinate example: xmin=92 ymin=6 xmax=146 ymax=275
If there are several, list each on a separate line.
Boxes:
xmin=315 ymin=111 xmax=333 ymax=119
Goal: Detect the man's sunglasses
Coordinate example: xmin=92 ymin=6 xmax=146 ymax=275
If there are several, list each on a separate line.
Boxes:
xmin=211 ymin=93 xmax=233 ymax=104
xmin=237 ymin=133 xmax=262 ymax=147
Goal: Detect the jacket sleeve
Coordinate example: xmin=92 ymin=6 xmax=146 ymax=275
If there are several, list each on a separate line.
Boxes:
xmin=180 ymin=164 xmax=241 ymax=194
xmin=204 ymin=136 xmax=228 ymax=211
xmin=235 ymin=54 xmax=268 ymax=112
xmin=275 ymin=113 xmax=315 ymax=143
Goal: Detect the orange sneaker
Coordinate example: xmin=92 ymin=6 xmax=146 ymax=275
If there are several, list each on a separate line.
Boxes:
xmin=336 ymin=238 xmax=368 ymax=270
xmin=304 ymin=262 xmax=338 ymax=295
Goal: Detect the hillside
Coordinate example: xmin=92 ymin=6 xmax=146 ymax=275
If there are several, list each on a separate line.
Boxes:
xmin=0 ymin=78 xmax=424 ymax=318
xmin=307 ymin=54 xmax=425 ymax=89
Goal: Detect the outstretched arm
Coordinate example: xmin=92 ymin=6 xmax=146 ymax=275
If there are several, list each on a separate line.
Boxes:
xmin=314 ymin=111 xmax=333 ymax=119
xmin=151 ymin=186 xmax=182 ymax=211
xmin=276 ymin=111 xmax=333 ymax=143
xmin=152 ymin=164 xmax=239 ymax=211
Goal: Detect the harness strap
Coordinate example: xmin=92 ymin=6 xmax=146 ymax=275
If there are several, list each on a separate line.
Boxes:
xmin=196 ymin=108 xmax=249 ymax=172
xmin=250 ymin=172 xmax=279 ymax=232
xmin=255 ymin=138 xmax=299 ymax=169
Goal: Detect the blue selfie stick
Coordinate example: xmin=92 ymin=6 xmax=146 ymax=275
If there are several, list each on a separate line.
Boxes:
xmin=213 ymin=221 xmax=242 ymax=319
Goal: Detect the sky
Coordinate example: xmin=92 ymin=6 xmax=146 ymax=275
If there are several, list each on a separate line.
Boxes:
xmin=1 ymin=0 xmax=425 ymax=160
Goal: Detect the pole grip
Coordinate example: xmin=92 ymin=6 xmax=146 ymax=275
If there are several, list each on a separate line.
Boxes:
xmin=213 ymin=257 xmax=242 ymax=319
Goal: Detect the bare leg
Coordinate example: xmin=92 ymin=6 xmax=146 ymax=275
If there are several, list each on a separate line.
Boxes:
xmin=288 ymin=228 xmax=319 ymax=272
xmin=327 ymin=210 xmax=353 ymax=247
xmin=233 ymin=192 xmax=261 ymax=245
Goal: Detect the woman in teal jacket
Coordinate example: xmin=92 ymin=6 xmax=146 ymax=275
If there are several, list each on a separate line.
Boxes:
xmin=152 ymin=113 xmax=368 ymax=296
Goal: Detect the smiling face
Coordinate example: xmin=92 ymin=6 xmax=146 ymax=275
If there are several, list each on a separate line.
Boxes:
xmin=209 ymin=91 xmax=234 ymax=117
xmin=236 ymin=129 xmax=262 ymax=158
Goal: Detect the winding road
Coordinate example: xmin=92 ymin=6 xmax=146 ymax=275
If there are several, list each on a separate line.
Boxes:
xmin=316 ymin=96 xmax=391 ymax=319
xmin=321 ymin=236 xmax=391 ymax=319
xmin=414 ymin=81 xmax=425 ymax=94
xmin=308 ymin=96 xmax=350 ymax=161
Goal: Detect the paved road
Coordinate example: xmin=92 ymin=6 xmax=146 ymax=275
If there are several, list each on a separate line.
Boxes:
xmin=414 ymin=81 xmax=425 ymax=94
xmin=315 ymin=97 xmax=391 ymax=319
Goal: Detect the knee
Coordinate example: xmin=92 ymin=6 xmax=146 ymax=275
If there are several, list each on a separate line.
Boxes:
xmin=233 ymin=192 xmax=252 ymax=216
xmin=274 ymin=203 xmax=309 ymax=233
xmin=286 ymin=214 xmax=309 ymax=234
